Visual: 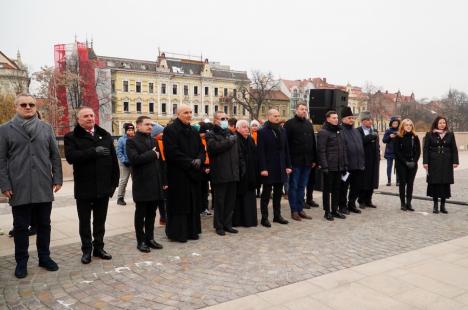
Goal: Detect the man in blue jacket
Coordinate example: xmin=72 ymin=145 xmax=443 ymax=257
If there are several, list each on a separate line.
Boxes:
xmin=116 ymin=123 xmax=135 ymax=205
xmin=382 ymin=117 xmax=401 ymax=186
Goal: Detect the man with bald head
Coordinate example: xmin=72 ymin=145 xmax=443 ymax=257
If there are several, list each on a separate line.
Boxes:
xmin=65 ymin=106 xmax=119 ymax=264
xmin=163 ymin=104 xmax=206 ymax=242
xmin=257 ymin=109 xmax=292 ymax=227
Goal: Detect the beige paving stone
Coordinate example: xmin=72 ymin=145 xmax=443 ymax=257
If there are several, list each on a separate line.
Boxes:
xmin=396 ymin=272 xmax=466 ymax=298
xmin=350 ymin=258 xmax=401 ymax=276
xmin=257 ymin=281 xmax=324 ymax=305
xmin=282 ymin=296 xmax=333 ymax=310
xmin=394 ymin=287 xmax=465 ymax=310
xmin=204 ymin=295 xmax=273 ymax=310
xmin=357 ymin=273 xmax=416 ymax=296
xmin=307 ymin=269 xmax=365 ymax=290
xmin=312 ymin=282 xmax=414 ymax=310
xmin=407 ymin=260 xmax=468 ymax=290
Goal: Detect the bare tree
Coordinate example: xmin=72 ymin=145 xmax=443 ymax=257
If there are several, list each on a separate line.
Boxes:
xmin=235 ymin=71 xmax=279 ymax=120
xmin=0 ymin=94 xmax=16 ymax=124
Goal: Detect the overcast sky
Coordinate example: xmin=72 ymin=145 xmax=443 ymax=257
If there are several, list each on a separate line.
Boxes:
xmin=1 ymin=0 xmax=467 ymax=100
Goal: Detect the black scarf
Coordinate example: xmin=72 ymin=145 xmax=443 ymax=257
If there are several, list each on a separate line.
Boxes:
xmin=265 ymin=121 xmax=283 ymax=150
xmin=323 ymin=122 xmax=339 ymax=132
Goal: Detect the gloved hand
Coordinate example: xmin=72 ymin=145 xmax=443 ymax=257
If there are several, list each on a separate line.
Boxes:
xmin=228 ymin=135 xmax=237 ymax=142
xmin=321 ymin=168 xmax=329 ymax=174
xmin=95 ymin=146 xmax=110 ymax=157
xmin=191 ymin=159 xmax=202 ymax=169
xmin=406 ymin=161 xmax=416 ymax=169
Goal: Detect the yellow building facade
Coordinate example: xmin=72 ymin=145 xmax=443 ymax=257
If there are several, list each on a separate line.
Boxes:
xmin=100 ymin=53 xmax=250 ymax=135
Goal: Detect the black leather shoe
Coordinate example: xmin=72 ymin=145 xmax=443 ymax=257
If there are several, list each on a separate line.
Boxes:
xmin=147 ymin=240 xmax=163 ymax=249
xmin=401 ymin=204 xmax=407 ymax=211
xmin=406 ymin=205 xmax=415 ymax=212
xmin=188 ymin=234 xmax=199 ymax=240
xmin=225 ymin=227 xmax=238 ymax=234
xmin=273 ymin=216 xmax=289 ymax=224
xmin=93 ymin=249 xmax=112 ymax=260
xmin=307 ymin=200 xmax=320 ymax=208
xmin=303 ymin=203 xmax=311 ymax=209
xmin=359 ymin=203 xmax=366 ymax=209
xmin=81 ymin=252 xmax=92 ymax=264
xmin=340 ymin=208 xmax=350 ymax=215
xmin=366 ymin=203 xmax=377 ymax=208
xmin=348 ymin=206 xmax=361 ymax=214
xmin=38 ymin=258 xmax=59 ymax=271
xmin=15 ymin=262 xmax=27 ymax=278
xmin=216 ymin=229 xmax=225 ymax=236
xmin=117 ymin=197 xmax=126 ymax=206
xmin=137 ymin=242 xmax=151 ymax=253
xmin=261 ymin=218 xmax=271 ymax=228
xmin=332 ymin=211 xmax=346 ymax=219
xmin=324 ymin=213 xmax=334 ymax=221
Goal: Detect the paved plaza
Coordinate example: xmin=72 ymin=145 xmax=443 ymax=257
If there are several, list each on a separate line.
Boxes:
xmin=1 ymin=154 xmax=468 ymax=309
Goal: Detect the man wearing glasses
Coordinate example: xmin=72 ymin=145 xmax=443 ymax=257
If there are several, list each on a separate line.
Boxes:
xmin=0 ymin=94 xmax=63 ymax=278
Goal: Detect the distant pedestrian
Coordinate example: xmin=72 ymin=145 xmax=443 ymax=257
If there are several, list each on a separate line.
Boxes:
xmin=116 ymin=123 xmax=135 ymax=206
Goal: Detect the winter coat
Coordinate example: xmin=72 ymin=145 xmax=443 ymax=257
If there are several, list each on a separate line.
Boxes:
xmin=116 ymin=134 xmax=130 ymax=165
xmin=383 ymin=128 xmax=399 ymax=159
xmin=0 ymin=118 xmax=63 ymax=207
xmin=317 ymin=122 xmax=348 ymax=172
xmin=257 ymin=122 xmax=292 ymax=184
xmin=284 ymin=115 xmax=317 ymax=167
xmin=423 ymin=131 xmax=459 ymax=184
xmin=394 ymin=133 xmax=421 ymax=179
xmin=341 ymin=123 xmax=365 ymax=171
xmin=64 ymin=124 xmax=119 ymax=200
xmin=357 ymin=126 xmax=380 ymax=189
xmin=126 ymin=131 xmax=166 ymax=202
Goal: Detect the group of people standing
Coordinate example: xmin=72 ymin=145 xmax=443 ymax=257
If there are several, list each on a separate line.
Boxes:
xmin=0 ymin=93 xmax=460 ymax=279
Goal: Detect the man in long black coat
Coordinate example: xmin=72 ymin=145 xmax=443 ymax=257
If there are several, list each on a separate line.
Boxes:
xmin=64 ymin=106 xmax=119 ymax=264
xmin=163 ymin=104 xmax=205 ymax=242
xmin=257 ymin=109 xmax=291 ymax=227
xmin=356 ymin=111 xmax=380 ymax=208
xmin=126 ymin=116 xmax=166 ymax=252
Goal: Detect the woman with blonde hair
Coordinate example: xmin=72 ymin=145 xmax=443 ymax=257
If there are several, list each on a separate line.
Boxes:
xmin=394 ymin=119 xmax=421 ymax=211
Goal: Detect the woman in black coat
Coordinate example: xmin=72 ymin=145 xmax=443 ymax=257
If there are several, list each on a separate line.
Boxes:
xmin=423 ymin=116 xmax=459 ymax=214
xmin=233 ymin=120 xmax=258 ymax=227
xmin=394 ymin=119 xmax=421 ymax=211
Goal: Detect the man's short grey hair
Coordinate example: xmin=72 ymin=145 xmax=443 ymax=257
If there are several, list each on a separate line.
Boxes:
xmin=213 ymin=111 xmax=225 ymax=121
xmin=75 ymin=105 xmax=94 ymax=118
xmin=267 ymin=109 xmax=279 ymax=117
xmin=236 ymin=119 xmax=249 ymax=129
xmin=14 ymin=93 xmax=35 ymax=105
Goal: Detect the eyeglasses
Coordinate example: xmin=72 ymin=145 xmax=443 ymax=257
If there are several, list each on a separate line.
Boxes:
xmin=20 ymin=103 xmax=36 ymax=108
xmin=220 ymin=117 xmax=227 ymax=121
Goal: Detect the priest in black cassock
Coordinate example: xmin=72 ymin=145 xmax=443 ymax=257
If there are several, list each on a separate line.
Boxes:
xmin=163 ymin=104 xmax=206 ymax=242
xmin=233 ymin=119 xmax=258 ymax=228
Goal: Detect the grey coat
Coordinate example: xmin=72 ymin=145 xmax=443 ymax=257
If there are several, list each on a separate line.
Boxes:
xmin=0 ymin=119 xmax=63 ymax=207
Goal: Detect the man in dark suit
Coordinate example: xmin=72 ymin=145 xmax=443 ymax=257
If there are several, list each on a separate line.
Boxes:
xmin=356 ymin=111 xmax=380 ymax=209
xmin=126 ymin=116 xmax=166 ymax=252
xmin=64 ymin=106 xmax=119 ymax=264
xmin=257 ymin=109 xmax=291 ymax=227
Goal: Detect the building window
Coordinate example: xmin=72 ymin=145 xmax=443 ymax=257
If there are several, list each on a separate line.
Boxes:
xmin=204 ymin=105 xmax=209 ymax=115
xmin=111 ymin=80 xmax=115 ymax=93
xmin=161 ymin=83 xmax=166 ymax=94
xmin=204 ymin=86 xmax=209 ymax=96
xmin=233 ymin=105 xmax=237 ymax=115
xmin=172 ymin=104 xmax=177 ymax=115
xmin=194 ymin=86 xmax=198 ymax=96
xmin=214 ymin=105 xmax=218 ymax=112
xmin=123 ymin=81 xmax=129 ymax=92
xmin=136 ymin=101 xmax=142 ymax=113
xmin=281 ymin=109 xmax=286 ymax=117
xmin=242 ymin=107 xmax=246 ymax=116
xmin=149 ymin=102 xmax=154 ymax=113
xmin=123 ymin=101 xmax=129 ymax=112
xmin=149 ymin=82 xmax=154 ymax=93
xmin=194 ymin=104 xmax=199 ymax=115
xmin=233 ymin=89 xmax=237 ymax=98
xmin=173 ymin=84 xmax=177 ymax=95
xmin=161 ymin=102 xmax=167 ymax=114
xmin=184 ymin=85 xmax=189 ymax=96
xmin=214 ymin=87 xmax=218 ymax=97
xmin=136 ymin=81 xmax=141 ymax=93
xmin=224 ymin=105 xmax=228 ymax=114
xmin=224 ymin=88 xmax=228 ymax=97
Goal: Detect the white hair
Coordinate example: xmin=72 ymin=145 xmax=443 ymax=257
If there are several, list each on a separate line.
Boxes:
xmin=250 ymin=120 xmax=260 ymax=127
xmin=236 ymin=119 xmax=249 ymax=129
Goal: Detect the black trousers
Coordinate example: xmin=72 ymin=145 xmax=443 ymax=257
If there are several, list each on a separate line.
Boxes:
xmin=260 ymin=183 xmax=284 ymax=220
xmin=212 ymin=182 xmax=237 ymax=230
xmin=358 ymin=189 xmax=374 ymax=205
xmin=323 ymin=172 xmax=341 ymax=214
xmin=76 ymin=197 xmax=109 ymax=253
xmin=306 ymin=167 xmax=316 ymax=203
xmin=12 ymin=202 xmax=52 ymax=264
xmin=201 ymin=177 xmax=210 ymax=211
xmin=135 ymin=200 xmax=160 ymax=244
xmin=339 ymin=170 xmax=363 ymax=209
xmin=398 ymin=166 xmax=417 ymax=205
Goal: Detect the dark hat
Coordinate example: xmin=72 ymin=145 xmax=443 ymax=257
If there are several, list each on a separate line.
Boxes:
xmin=359 ymin=111 xmax=372 ymax=120
xmin=123 ymin=123 xmax=134 ymax=131
xmin=340 ymin=106 xmax=353 ymax=118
